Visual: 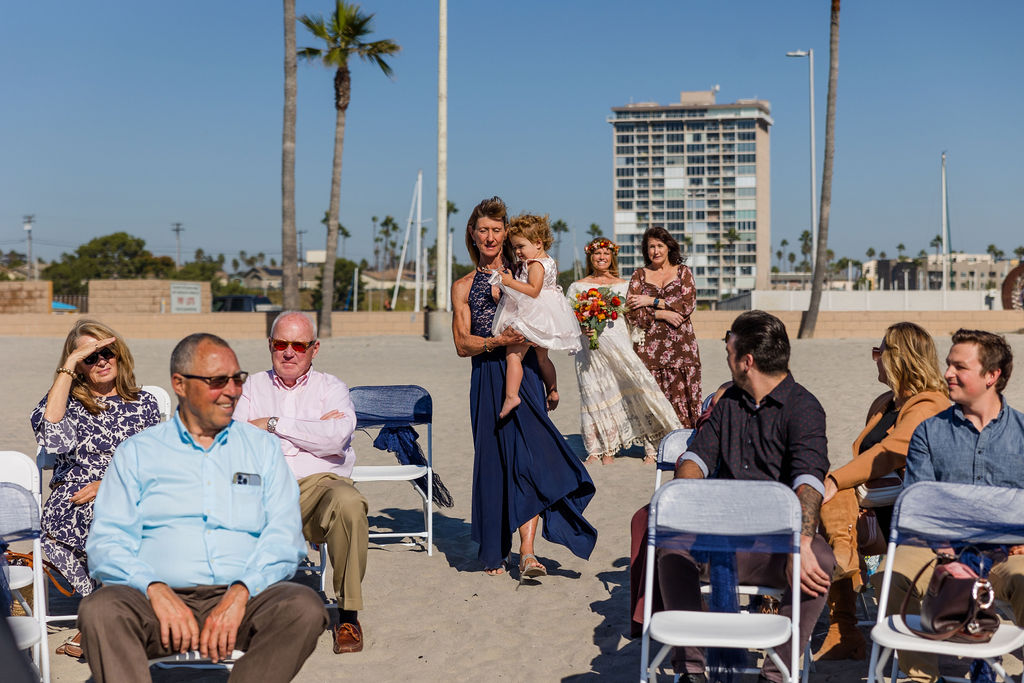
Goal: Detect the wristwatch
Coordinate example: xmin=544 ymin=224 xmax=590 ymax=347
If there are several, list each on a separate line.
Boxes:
xmin=266 ymin=416 xmax=279 ymax=434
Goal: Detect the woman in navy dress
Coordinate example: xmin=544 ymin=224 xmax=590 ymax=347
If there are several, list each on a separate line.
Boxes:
xmin=452 ymin=196 xmax=597 ymax=577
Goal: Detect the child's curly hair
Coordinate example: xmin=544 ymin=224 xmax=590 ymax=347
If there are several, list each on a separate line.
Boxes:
xmin=507 ymin=213 xmax=554 ymax=251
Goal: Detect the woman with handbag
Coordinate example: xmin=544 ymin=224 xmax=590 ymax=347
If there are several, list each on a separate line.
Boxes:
xmin=813 ymin=322 xmax=950 ymax=661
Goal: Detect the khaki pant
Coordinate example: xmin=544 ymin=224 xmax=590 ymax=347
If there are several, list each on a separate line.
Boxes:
xmin=298 ymin=472 xmax=368 ymax=611
xmin=873 ymin=545 xmax=1024 ymax=683
xmin=78 ymin=582 xmax=328 ymax=683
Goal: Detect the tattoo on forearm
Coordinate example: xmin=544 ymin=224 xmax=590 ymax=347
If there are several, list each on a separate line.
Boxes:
xmin=796 ymin=484 xmax=823 ymax=537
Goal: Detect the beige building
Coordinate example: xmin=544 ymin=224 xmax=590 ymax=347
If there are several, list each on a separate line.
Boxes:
xmin=863 ymin=255 xmax=1019 ymax=291
xmin=609 ymin=89 xmax=772 ymax=306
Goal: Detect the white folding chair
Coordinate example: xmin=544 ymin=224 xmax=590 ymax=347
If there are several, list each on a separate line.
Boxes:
xmin=654 ymin=429 xmax=695 ymax=491
xmin=641 ymin=479 xmax=804 ymax=683
xmin=141 ymin=384 xmax=172 ymax=421
xmin=867 ymin=482 xmax=1024 ymax=683
xmin=1 ymin=452 xmax=50 ymax=682
xmin=33 ymin=448 xmax=78 ymax=633
xmin=149 ymin=649 xmax=245 ymax=672
xmin=348 ymin=385 xmax=434 ymax=555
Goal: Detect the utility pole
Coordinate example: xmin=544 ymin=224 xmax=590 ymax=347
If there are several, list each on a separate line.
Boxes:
xmin=171 ymin=222 xmax=184 ymax=269
xmin=434 ymin=0 xmax=448 ymax=310
xmin=297 ymin=229 xmax=307 ymax=271
xmin=23 ymin=215 xmax=35 ymax=280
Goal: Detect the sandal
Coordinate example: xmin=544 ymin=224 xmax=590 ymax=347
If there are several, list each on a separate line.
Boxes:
xmin=600 ymin=455 xmax=615 ymax=465
xmin=519 ymin=553 xmax=547 ymax=580
xmin=642 ymin=454 xmax=657 ymax=465
xmin=56 ymin=631 xmax=83 ymax=658
xmin=584 ymin=455 xmax=600 ymax=465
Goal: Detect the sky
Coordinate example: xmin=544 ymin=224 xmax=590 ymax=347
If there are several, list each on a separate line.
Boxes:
xmin=3 ymin=1 xmax=1023 ymax=270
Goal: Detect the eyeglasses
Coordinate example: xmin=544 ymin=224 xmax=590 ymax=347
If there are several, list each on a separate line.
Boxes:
xmin=271 ymin=339 xmax=315 ymax=353
xmin=83 ymin=348 xmax=116 ymax=366
xmin=180 ymin=372 xmax=249 ymax=389
xmin=723 ymin=330 xmax=733 ymax=344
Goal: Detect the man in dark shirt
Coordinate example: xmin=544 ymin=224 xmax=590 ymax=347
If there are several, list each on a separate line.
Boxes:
xmin=882 ymin=329 xmax=1024 ymax=683
xmin=658 ymin=310 xmax=835 ymax=683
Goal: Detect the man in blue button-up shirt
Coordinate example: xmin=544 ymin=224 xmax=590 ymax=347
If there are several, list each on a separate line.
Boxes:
xmin=78 ymin=333 xmax=328 ymax=683
xmin=885 ymin=329 xmax=1024 ymax=683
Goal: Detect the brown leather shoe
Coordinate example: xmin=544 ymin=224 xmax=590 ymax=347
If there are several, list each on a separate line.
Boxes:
xmin=333 ymin=620 xmax=363 ymax=654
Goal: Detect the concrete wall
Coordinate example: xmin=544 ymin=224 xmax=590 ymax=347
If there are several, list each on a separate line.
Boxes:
xmin=692 ymin=310 xmax=1024 ymax=341
xmin=721 ymin=289 xmax=1000 ymax=311
xmin=88 ymin=280 xmax=212 ymax=314
xmin=0 ymin=311 xmax=425 ymax=339
xmin=0 ymin=281 xmax=51 ymax=314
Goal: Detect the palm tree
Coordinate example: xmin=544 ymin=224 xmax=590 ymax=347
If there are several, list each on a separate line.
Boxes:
xmin=379 ymin=216 xmax=399 ymax=268
xmin=987 ymin=244 xmax=1004 ymax=261
xmin=371 ymin=215 xmax=380 ymax=270
xmin=320 ymin=211 xmax=351 ymax=259
xmin=930 ymin=234 xmax=943 ymax=258
xmin=799 ymin=0 xmax=840 ymax=338
xmin=896 ymin=243 xmax=906 ymax=261
xmin=550 ymin=219 xmax=569 ymax=262
xmin=281 ymin=0 xmax=299 ymax=310
xmin=799 ymin=230 xmax=813 ymax=271
xmin=776 ymin=248 xmax=784 ymax=269
xmin=866 ymin=246 xmax=876 ymax=260
xmin=788 ymin=252 xmax=796 ymax=270
xmin=587 ymin=223 xmax=603 ymax=238
xmin=299 ymin=1 xmax=400 ymax=336
xmin=1014 ymin=246 xmax=1024 ymax=261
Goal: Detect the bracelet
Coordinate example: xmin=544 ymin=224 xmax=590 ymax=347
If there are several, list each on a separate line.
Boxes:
xmin=653 ymin=298 xmax=660 ymax=309
xmin=56 ymin=367 xmax=76 ymax=380
xmin=483 ymin=339 xmax=491 ymax=353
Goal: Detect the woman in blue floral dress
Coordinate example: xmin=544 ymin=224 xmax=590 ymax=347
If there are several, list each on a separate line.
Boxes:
xmin=30 ymin=320 xmax=160 ymax=655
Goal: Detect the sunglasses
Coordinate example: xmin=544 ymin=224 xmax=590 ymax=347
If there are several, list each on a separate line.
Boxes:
xmin=271 ymin=339 xmax=315 ymax=353
xmin=871 ymin=345 xmax=885 ymax=361
xmin=180 ymin=372 xmax=249 ymax=389
xmin=723 ymin=330 xmax=733 ymax=344
xmin=83 ymin=348 xmax=116 ymax=366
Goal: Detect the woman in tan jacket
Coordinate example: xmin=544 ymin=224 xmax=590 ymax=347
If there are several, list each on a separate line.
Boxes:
xmin=814 ymin=322 xmax=950 ymax=661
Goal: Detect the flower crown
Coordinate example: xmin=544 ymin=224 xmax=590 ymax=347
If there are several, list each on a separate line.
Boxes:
xmin=584 ymin=238 xmax=619 ymax=255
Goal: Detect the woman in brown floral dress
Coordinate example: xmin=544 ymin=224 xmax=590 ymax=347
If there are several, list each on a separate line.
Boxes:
xmin=625 ymin=226 xmax=702 ymax=440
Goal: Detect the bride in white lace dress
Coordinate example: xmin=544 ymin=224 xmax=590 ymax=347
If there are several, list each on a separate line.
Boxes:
xmin=566 ymin=238 xmax=681 ymax=464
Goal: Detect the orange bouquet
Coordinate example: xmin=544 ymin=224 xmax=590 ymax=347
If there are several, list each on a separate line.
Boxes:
xmin=571 ymin=286 xmax=628 ymax=350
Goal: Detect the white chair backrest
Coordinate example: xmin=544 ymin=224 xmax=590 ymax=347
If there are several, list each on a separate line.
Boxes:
xmin=893 ymin=481 xmax=1024 ymax=546
xmin=656 ymin=429 xmax=695 ymax=471
xmin=0 ymin=451 xmax=40 ymax=495
xmin=142 ymin=385 xmax=172 ymax=422
xmin=650 ymin=479 xmax=802 ymax=539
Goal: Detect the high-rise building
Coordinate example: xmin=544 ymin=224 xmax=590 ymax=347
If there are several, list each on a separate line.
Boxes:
xmin=608 ymin=89 xmax=772 ymax=306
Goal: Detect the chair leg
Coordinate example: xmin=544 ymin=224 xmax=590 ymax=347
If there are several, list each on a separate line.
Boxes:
xmin=764 ymin=647 xmax=792 ymax=683
xmin=647 ymin=643 xmax=672 ymax=682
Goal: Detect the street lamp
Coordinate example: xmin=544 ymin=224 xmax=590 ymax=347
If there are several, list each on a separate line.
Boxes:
xmin=786 ymin=49 xmax=817 ymax=271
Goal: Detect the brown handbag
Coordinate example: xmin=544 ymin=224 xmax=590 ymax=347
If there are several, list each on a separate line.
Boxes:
xmin=899 ymin=551 xmax=1000 ymax=643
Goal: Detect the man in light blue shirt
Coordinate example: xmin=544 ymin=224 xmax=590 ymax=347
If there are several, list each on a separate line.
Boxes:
xmin=885 ymin=329 xmax=1024 ymax=683
xmin=78 ymin=333 xmax=328 ymax=683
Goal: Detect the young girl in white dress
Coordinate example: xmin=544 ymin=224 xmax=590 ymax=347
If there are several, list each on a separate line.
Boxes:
xmin=490 ymin=214 xmax=582 ymax=418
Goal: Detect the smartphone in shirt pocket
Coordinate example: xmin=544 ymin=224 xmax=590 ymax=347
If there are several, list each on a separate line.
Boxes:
xmin=230 ymin=471 xmax=265 ymax=531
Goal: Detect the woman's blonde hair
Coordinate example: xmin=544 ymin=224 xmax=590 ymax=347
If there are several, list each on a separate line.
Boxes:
xmin=59 ymin=319 xmax=141 ymax=414
xmin=880 ymin=322 xmax=949 ymax=399
xmin=507 ymin=213 xmax=554 ymax=251
xmin=584 ymin=237 xmax=620 ymax=278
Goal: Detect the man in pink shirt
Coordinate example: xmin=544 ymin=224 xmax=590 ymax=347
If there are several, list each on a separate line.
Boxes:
xmin=233 ymin=311 xmax=368 ymax=654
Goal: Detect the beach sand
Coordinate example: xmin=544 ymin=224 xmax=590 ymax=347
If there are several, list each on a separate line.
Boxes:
xmin=5 ymin=331 xmax=1023 ymax=682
